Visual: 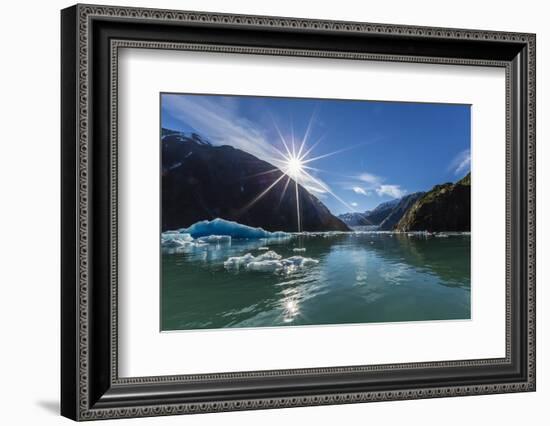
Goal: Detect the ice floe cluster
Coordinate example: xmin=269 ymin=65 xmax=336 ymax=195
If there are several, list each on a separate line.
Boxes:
xmin=161 ymin=231 xmax=199 ymax=249
xmin=224 ymin=250 xmax=318 ymax=275
xmin=161 ymin=230 xmax=231 ymax=250
xmin=401 ymin=231 xmax=471 ymax=238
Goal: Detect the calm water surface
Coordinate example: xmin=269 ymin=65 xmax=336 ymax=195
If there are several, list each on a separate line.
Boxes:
xmin=161 ymin=233 xmax=470 ymax=330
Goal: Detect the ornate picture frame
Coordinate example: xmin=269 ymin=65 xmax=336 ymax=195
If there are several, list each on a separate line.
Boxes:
xmin=61 ymin=4 xmax=535 ymax=421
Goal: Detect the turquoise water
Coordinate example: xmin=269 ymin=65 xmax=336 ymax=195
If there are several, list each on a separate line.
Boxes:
xmin=161 ymin=232 xmax=470 ymax=331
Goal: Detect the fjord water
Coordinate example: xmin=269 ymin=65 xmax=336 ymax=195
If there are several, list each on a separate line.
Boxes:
xmin=162 ymin=232 xmax=470 ymax=331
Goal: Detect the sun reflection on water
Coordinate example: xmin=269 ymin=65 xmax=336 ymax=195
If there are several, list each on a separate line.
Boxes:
xmin=282 ymin=299 xmax=300 ymax=323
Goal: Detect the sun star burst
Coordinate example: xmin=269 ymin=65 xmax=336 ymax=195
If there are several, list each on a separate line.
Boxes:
xmin=240 ymin=113 xmax=364 ymax=233
xmin=285 ymin=155 xmax=305 ymax=180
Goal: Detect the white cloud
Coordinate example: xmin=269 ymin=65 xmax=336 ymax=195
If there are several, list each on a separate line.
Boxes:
xmin=375 ymin=185 xmax=406 ymax=198
xmin=358 ymin=172 xmax=382 ymax=185
xmin=449 ymin=149 xmax=471 ymax=176
xmin=349 ymin=172 xmax=405 ymax=199
xmin=350 ymin=202 xmax=358 ymax=207
xmin=352 ymin=186 xmax=369 ymax=196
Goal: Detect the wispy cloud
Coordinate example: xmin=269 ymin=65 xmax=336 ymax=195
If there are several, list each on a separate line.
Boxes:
xmin=163 ymin=94 xmax=329 ymax=194
xmin=358 ymin=172 xmax=382 ymax=186
xmin=163 ymin=94 xmax=280 ymax=162
xmin=449 ymin=149 xmax=471 ymax=176
xmin=376 ymin=185 xmax=406 ymax=198
xmin=352 ymin=186 xmax=369 ymax=196
xmin=345 ymin=172 xmax=405 ymax=200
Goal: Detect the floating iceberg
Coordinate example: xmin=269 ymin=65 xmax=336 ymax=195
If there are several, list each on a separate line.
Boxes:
xmin=224 ymin=250 xmax=318 ymax=275
xmin=282 ymin=256 xmax=318 ymax=269
xmin=179 ymin=218 xmax=290 ymax=239
xmin=247 ymin=259 xmax=285 ymax=273
xmin=223 ymin=253 xmax=256 ymax=269
xmin=162 ymin=218 xmax=290 ymax=251
xmin=224 ymin=251 xmax=281 ymax=269
xmin=292 ymin=247 xmax=306 ymax=252
xmin=161 ymin=232 xmax=194 ymax=248
xmin=161 ymin=229 xmax=231 ymax=252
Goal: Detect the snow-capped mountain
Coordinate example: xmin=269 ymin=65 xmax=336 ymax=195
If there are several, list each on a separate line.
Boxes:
xmin=161 ymin=129 xmax=349 ymax=232
xmin=338 ymin=192 xmax=425 ymax=230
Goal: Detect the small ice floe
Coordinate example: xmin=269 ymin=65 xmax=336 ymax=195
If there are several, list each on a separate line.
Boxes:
xmin=161 ymin=232 xmax=194 ymax=248
xmin=292 ymin=247 xmax=306 ymax=252
xmin=224 ymin=250 xmax=318 ymax=275
xmin=224 ymin=251 xmax=281 ymax=271
xmin=282 ymin=256 xmax=318 ymax=270
xmin=223 ymin=253 xmax=257 ymax=269
xmin=405 ymin=230 xmax=432 ymax=238
xmin=247 ymin=259 xmax=283 ymax=273
xmin=161 ymin=238 xmax=205 ymax=254
xmin=161 ymin=230 xmax=230 ymax=252
xmin=197 ymin=235 xmax=231 ymax=243
xmin=257 ymin=247 xmax=270 ymax=251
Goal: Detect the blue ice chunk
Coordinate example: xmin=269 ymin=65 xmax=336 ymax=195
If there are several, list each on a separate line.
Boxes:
xmin=179 ymin=218 xmax=290 ymax=239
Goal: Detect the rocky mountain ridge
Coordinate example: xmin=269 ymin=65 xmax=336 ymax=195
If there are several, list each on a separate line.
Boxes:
xmin=161 ymin=129 xmax=350 ymax=233
xmin=395 ymin=173 xmax=471 ymax=232
xmin=339 ymin=175 xmax=470 ymax=232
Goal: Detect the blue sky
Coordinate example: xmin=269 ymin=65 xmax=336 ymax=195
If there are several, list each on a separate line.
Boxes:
xmin=161 ymin=93 xmax=471 ymax=215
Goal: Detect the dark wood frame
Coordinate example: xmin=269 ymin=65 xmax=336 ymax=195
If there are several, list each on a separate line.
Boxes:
xmin=61 ymin=4 xmax=536 ymax=421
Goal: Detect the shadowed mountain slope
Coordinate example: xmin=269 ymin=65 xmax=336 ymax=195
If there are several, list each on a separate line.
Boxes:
xmin=161 ymin=129 xmax=350 ymax=233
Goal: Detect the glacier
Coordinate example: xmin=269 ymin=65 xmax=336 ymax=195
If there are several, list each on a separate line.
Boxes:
xmin=177 ymin=218 xmax=290 ymax=239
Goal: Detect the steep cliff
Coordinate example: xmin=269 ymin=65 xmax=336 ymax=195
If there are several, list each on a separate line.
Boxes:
xmin=394 ymin=173 xmax=471 ymax=232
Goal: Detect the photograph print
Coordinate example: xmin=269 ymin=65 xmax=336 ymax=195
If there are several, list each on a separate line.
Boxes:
xmin=160 ymin=93 xmax=471 ymax=331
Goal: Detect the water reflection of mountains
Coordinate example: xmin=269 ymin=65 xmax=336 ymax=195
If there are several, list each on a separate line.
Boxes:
xmin=292 ymin=233 xmax=470 ymax=290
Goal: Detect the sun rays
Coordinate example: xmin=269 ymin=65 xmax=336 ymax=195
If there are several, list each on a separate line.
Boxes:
xmin=237 ymin=112 xmax=362 ymax=232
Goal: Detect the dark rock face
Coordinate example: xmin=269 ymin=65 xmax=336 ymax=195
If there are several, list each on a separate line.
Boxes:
xmin=161 ymin=129 xmax=350 ymax=232
xmin=395 ymin=173 xmax=471 ymax=232
xmin=378 ymin=192 xmax=425 ymax=230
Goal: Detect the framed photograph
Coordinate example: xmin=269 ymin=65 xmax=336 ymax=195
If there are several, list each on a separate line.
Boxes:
xmin=61 ymin=4 xmax=536 ymax=421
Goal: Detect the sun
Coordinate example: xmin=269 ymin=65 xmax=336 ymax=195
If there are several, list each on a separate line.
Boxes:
xmin=240 ymin=112 xmax=362 ymax=233
xmin=286 ymin=155 xmax=304 ymax=180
